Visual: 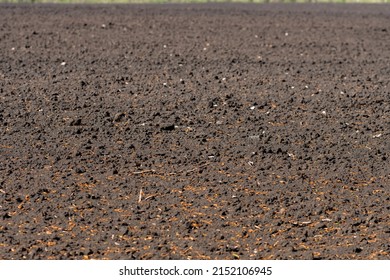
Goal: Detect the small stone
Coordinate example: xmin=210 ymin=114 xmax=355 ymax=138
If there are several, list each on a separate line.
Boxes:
xmin=114 ymin=112 xmax=125 ymax=122
xmin=75 ymin=167 xmax=86 ymax=174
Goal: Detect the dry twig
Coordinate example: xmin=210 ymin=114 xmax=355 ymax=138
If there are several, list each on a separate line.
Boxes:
xmin=138 ymin=188 xmax=143 ymax=203
xmin=132 ymin=163 xmax=210 ymax=176
xmin=133 ymin=169 xmax=156 ymax=175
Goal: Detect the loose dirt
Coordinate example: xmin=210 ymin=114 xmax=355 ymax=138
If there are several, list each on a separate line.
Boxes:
xmin=0 ymin=3 xmax=389 ymax=259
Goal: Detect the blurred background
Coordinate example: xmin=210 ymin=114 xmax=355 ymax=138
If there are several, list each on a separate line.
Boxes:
xmin=1 ymin=0 xmax=390 ymax=4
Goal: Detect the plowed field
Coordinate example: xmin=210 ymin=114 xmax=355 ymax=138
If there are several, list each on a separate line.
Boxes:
xmin=1 ymin=3 xmax=389 ymax=259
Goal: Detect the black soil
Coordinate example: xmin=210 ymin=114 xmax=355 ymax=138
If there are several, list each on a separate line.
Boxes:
xmin=0 ymin=3 xmax=389 ymax=260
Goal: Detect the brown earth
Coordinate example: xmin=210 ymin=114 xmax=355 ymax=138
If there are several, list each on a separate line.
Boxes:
xmin=0 ymin=3 xmax=389 ymax=260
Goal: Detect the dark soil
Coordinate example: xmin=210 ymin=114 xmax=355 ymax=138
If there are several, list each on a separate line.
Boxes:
xmin=1 ymin=3 xmax=389 ymax=260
